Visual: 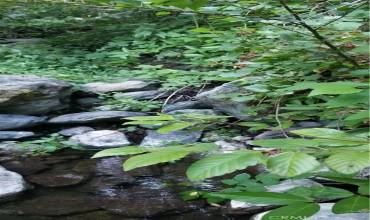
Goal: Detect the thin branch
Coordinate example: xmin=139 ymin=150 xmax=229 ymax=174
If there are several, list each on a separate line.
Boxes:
xmin=279 ymin=0 xmax=360 ymax=67
xmin=275 ymin=97 xmax=289 ymax=138
xmin=161 ymin=85 xmax=190 ymax=111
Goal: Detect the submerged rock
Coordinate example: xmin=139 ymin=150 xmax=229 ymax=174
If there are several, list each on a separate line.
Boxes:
xmin=27 ymin=170 xmax=88 ymax=187
xmin=48 ymin=111 xmax=146 ymax=124
xmin=0 ymin=114 xmax=46 ymax=130
xmin=195 ymin=80 xmax=250 ymax=119
xmin=252 ymin=203 xmax=369 ymax=220
xmin=59 ymin=126 xmax=95 ymax=137
xmin=113 ymin=90 xmax=168 ymax=100
xmin=0 ymin=166 xmax=29 ymax=202
xmin=0 ymin=75 xmax=72 ymax=115
xmin=70 ymin=130 xmax=130 ymax=149
xmin=0 ymin=131 xmax=38 ymax=140
xmin=140 ymin=130 xmax=202 ymax=147
xmin=81 ymin=80 xmax=158 ymax=94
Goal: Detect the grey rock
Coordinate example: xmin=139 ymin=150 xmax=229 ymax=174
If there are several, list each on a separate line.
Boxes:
xmin=168 ymin=109 xmax=219 ymax=115
xmin=48 ymin=111 xmax=146 ymax=124
xmin=252 ymin=203 xmax=369 ymax=220
xmin=0 ymin=131 xmax=38 ymax=140
xmin=81 ymin=80 xmax=158 ymax=94
xmin=0 ymin=114 xmax=46 ymax=130
xmin=195 ymin=80 xmax=250 ymax=119
xmin=93 ymin=105 xmax=114 ymax=111
xmin=230 ymin=179 xmax=322 ymax=213
xmin=70 ymin=130 xmax=130 ymax=149
xmin=295 ymin=121 xmax=323 ymax=128
xmin=357 ymin=167 xmax=370 ymax=179
xmin=59 ymin=126 xmax=95 ymax=137
xmin=74 ymin=97 xmax=103 ymax=108
xmin=0 ymin=141 xmax=36 ymax=155
xmin=214 ymin=140 xmax=246 ymax=152
xmin=0 ymin=166 xmax=29 ymax=202
xmin=0 ymin=75 xmax=72 ymax=115
xmin=27 ymin=170 xmax=87 ymax=187
xmin=162 ymin=100 xmax=210 ymax=113
xmin=113 ymin=90 xmax=168 ymax=100
xmin=140 ymin=130 xmax=202 ymax=147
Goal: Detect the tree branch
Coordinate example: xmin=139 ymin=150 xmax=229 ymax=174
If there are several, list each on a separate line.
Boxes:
xmin=279 ymin=0 xmax=359 ymax=67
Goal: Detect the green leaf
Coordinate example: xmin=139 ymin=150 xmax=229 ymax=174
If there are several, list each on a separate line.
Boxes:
xmin=125 ymin=114 xmax=174 ymax=121
xmin=251 ymin=138 xmax=322 ymax=149
xmin=92 ymin=146 xmax=148 ymax=158
xmin=157 ymin=122 xmax=194 ymax=134
xmin=285 ymin=81 xmax=364 ymax=96
xmin=267 ymin=152 xmax=320 ymax=177
xmin=262 ymin=203 xmax=320 ymax=220
xmin=186 ymin=151 xmax=263 ymax=181
xmin=290 ymin=128 xmax=368 ymax=142
xmin=332 ymin=196 xmax=370 ymax=214
xmin=345 ymin=111 xmax=369 ymax=121
xmin=288 ymin=186 xmax=353 ymax=200
xmin=208 ymin=191 xmax=313 ymax=205
xmin=183 ymin=143 xmax=217 ymax=153
xmin=358 ymin=184 xmax=370 ymax=196
xmin=124 ymin=120 xmax=166 ymax=125
xmin=123 ymin=149 xmax=189 ymax=171
xmin=325 ymin=151 xmax=370 ymax=174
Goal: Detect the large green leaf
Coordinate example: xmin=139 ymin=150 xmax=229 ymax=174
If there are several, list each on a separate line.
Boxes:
xmin=157 ymin=122 xmax=194 ymax=134
xmin=125 ymin=114 xmax=174 ymax=121
xmin=267 ymin=152 xmax=320 ymax=177
xmin=251 ymin=138 xmax=322 ymax=149
xmin=92 ymin=146 xmax=148 ymax=158
xmin=208 ymin=191 xmax=313 ymax=205
xmin=186 ymin=151 xmax=263 ymax=181
xmin=287 ymin=186 xmax=353 ymax=200
xmin=290 ymin=128 xmax=368 ymax=142
xmin=325 ymin=151 xmax=370 ymax=174
xmin=123 ymin=149 xmax=189 ymax=171
xmin=285 ymin=81 xmax=364 ymax=96
xmin=262 ymin=203 xmax=320 ymax=220
xmin=332 ymin=196 xmax=370 ymax=214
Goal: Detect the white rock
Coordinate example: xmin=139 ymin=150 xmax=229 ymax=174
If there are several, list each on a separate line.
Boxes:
xmin=0 ymin=166 xmax=29 ymax=201
xmin=69 ymin=130 xmax=130 ymax=149
xmin=251 ymin=203 xmax=369 ymax=220
xmin=140 ymin=130 xmax=202 ymax=147
xmin=81 ymin=80 xmax=157 ymax=94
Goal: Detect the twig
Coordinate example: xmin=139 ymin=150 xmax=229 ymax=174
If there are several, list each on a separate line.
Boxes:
xmin=196 ymin=80 xmax=208 ymax=95
xmin=275 ymin=97 xmax=289 ymax=138
xmin=279 ymin=0 xmax=360 ymax=67
xmin=161 ymin=85 xmax=190 ymax=111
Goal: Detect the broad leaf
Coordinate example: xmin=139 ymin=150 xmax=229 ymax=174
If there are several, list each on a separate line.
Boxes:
xmin=251 ymin=138 xmax=322 ymax=149
xmin=157 ymin=122 xmax=194 ymax=134
xmin=186 ymin=151 xmax=263 ymax=181
xmin=332 ymin=196 xmax=370 ymax=214
xmin=262 ymin=203 xmax=320 ymax=220
xmin=267 ymin=152 xmax=320 ymax=177
xmin=123 ymin=149 xmax=189 ymax=171
xmin=208 ymin=191 xmax=313 ymax=205
xmin=325 ymin=151 xmax=370 ymax=174
xmin=125 ymin=114 xmax=174 ymax=121
xmin=290 ymin=128 xmax=367 ymax=142
xmin=92 ymin=146 xmax=148 ymax=158
xmin=287 ymin=186 xmax=353 ymax=200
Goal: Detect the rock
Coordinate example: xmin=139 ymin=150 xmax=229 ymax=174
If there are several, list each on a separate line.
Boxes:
xmin=294 ymin=121 xmax=323 ymax=128
xmin=95 ymin=157 xmax=135 ymax=183
xmin=214 ymin=140 xmax=246 ymax=152
xmin=229 ymin=179 xmax=322 ymax=214
xmin=48 ymin=111 xmax=146 ymax=124
xmin=168 ymin=109 xmax=219 ymax=115
xmin=74 ymin=97 xmax=103 ymax=109
xmin=0 ymin=192 xmax=100 ymax=216
xmin=81 ymin=80 xmax=158 ymax=94
xmin=357 ymin=167 xmax=370 ymax=179
xmin=254 ymin=122 xmax=323 ymax=140
xmin=0 ymin=166 xmax=29 ymax=202
xmin=0 ymin=114 xmax=46 ymax=130
xmin=27 ymin=170 xmax=88 ymax=187
xmin=195 ymin=80 xmax=250 ymax=119
xmin=93 ymin=105 xmax=114 ymax=111
xmin=0 ymin=131 xmax=38 ymax=140
xmin=251 ymin=203 xmax=369 ymax=220
xmin=162 ymin=100 xmax=210 ymax=113
xmin=113 ymin=90 xmax=168 ymax=100
xmin=140 ymin=130 xmax=202 ymax=147
xmin=69 ymin=130 xmax=130 ymax=149
xmin=1 ymin=158 xmax=50 ymax=175
xmin=58 ymin=126 xmax=95 ymax=137
xmin=0 ymin=141 xmax=38 ymax=155
xmin=0 ymin=75 xmax=72 ymax=115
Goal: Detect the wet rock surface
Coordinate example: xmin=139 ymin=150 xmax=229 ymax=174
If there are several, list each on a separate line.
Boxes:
xmin=58 ymin=126 xmax=95 ymax=137
xmin=0 ymin=75 xmax=72 ymax=115
xmin=81 ymin=80 xmax=158 ymax=94
xmin=140 ymin=130 xmax=202 ymax=147
xmin=48 ymin=111 xmax=146 ymax=124
xmin=0 ymin=131 xmax=38 ymax=140
xmin=0 ymin=114 xmax=46 ymax=130
xmin=70 ymin=130 xmax=130 ymax=149
xmin=27 ymin=170 xmax=88 ymax=187
xmin=0 ymin=166 xmax=29 ymax=202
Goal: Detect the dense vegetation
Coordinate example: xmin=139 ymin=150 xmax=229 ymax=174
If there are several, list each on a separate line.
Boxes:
xmin=0 ymin=0 xmax=369 ymax=219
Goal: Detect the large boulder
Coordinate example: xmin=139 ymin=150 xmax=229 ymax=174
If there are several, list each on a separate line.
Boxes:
xmin=0 ymin=114 xmax=46 ymax=130
xmin=0 ymin=75 xmax=72 ymax=115
xmin=195 ymin=80 xmax=250 ymax=119
xmin=80 ymin=80 xmax=158 ymax=94
xmin=48 ymin=111 xmax=146 ymax=124
xmin=69 ymin=130 xmax=131 ymax=150
xmin=0 ymin=166 xmax=29 ymax=202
